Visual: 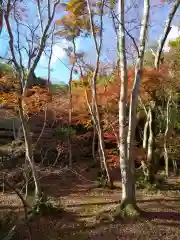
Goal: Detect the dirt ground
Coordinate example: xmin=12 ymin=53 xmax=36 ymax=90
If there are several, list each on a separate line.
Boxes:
xmin=1 ymin=165 xmax=180 ymax=240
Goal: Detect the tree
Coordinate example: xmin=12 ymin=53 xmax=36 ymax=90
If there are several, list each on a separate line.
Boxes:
xmin=145 ymin=0 xmax=180 ymax=181
xmin=60 ymin=0 xmax=114 ymax=186
xmin=2 ymin=0 xmax=60 ymax=201
xmin=127 ymin=0 xmax=150 ymax=208
xmin=117 ymin=0 xmax=129 ymax=211
xmin=86 ymin=0 xmax=114 ymax=187
xmin=154 ymin=0 xmax=180 ymax=70
xmin=55 ymin=0 xmax=92 ymax=168
xmin=117 ymin=0 xmax=150 ymax=215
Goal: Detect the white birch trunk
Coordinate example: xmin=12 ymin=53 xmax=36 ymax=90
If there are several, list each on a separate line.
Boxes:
xmin=127 ymin=0 xmax=150 ymax=163
xmin=147 ymin=106 xmax=153 ymax=181
xmin=143 ymin=109 xmax=150 ymax=149
xmin=118 ymin=0 xmax=129 ymax=203
xmin=87 ymin=0 xmax=113 ymax=187
xmin=18 ymin=98 xmax=41 ymax=199
xmin=119 ymin=0 xmax=150 ymax=205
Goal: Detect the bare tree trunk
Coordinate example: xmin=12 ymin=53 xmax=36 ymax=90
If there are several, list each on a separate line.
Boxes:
xmin=23 ymin=157 xmax=29 ymax=200
xmin=164 ymin=96 xmax=171 ymax=177
xmin=18 ymin=98 xmax=41 ymax=199
xmin=118 ymin=0 xmax=128 ymax=203
xmin=86 ymin=0 xmax=113 ymax=188
xmin=92 ymin=127 xmax=96 ymax=163
xmin=172 ymin=160 xmax=178 ymax=174
xmin=127 ymin=0 xmax=150 ymax=190
xmin=118 ymin=0 xmax=138 ymax=214
xmin=127 ymin=0 xmax=150 ymax=158
xmin=143 ymin=110 xmax=150 ymax=149
xmin=147 ymin=106 xmax=154 ymax=182
xmin=118 ymin=0 xmax=149 ymax=213
xmin=81 ymin=76 xmax=103 ymax=168
xmin=68 ymin=65 xmax=74 ymax=168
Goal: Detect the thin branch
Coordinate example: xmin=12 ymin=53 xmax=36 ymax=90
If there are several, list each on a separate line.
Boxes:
xmin=36 ymin=0 xmax=44 ymax=35
xmin=47 ymin=23 xmax=55 ymax=85
xmin=27 ymin=0 xmax=61 ymax=88
xmin=34 ymin=104 xmax=48 ymax=148
xmin=47 ymin=0 xmax=51 ymax=20
xmin=155 ymin=0 xmax=180 ymax=69
xmin=111 ymin=9 xmax=140 ymax=57
xmin=4 ymin=0 xmax=20 ymax=71
xmin=0 ymin=175 xmax=30 ymax=220
xmin=86 ymin=0 xmax=99 ymax=53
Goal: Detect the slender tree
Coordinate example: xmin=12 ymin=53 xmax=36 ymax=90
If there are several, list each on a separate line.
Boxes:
xmin=116 ymin=0 xmax=150 ymax=214
xmin=3 ymin=0 xmax=61 ymax=200
xmin=118 ymin=0 xmax=129 ymax=209
xmin=86 ymin=0 xmax=114 ymax=187
xmin=126 ymin=0 xmax=150 ymax=202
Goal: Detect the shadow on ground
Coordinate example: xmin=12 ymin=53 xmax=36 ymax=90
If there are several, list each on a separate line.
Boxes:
xmin=1 ymin=196 xmax=180 ymax=240
xmin=141 ymin=210 xmax=180 ymax=222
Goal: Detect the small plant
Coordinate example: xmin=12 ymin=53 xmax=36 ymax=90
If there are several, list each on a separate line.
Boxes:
xmin=97 ymin=170 xmax=108 ymax=188
xmin=28 ymin=194 xmax=63 ymax=221
xmin=136 ymin=172 xmax=167 ymax=190
xmin=55 ymin=126 xmax=77 ymax=138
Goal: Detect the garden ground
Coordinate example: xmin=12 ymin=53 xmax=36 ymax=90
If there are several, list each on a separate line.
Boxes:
xmin=1 ymin=164 xmax=180 ymax=240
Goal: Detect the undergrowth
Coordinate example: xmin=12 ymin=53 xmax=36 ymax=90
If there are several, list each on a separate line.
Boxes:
xmin=28 ymin=194 xmax=63 ymax=221
xmin=136 ymin=172 xmax=167 ymax=190
xmin=0 ymin=213 xmax=17 ymax=240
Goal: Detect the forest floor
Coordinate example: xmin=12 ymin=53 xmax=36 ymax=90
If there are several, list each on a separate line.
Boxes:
xmin=1 ymin=164 xmax=180 ymax=240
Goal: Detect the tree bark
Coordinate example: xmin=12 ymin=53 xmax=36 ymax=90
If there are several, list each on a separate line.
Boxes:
xmin=118 ymin=0 xmax=149 ymax=212
xmin=118 ymin=0 xmax=138 ymax=213
xmin=127 ymin=0 xmax=150 ymax=179
xmin=82 ymin=77 xmax=104 ymax=169
xmin=146 ymin=106 xmax=154 ymax=182
xmin=143 ymin=109 xmax=150 ymax=149
xmin=127 ymin=0 xmax=150 ymax=160
xmin=86 ymin=0 xmax=113 ymax=187
xmin=92 ymin=127 xmax=97 ymax=163
xmin=18 ymin=98 xmax=41 ymax=199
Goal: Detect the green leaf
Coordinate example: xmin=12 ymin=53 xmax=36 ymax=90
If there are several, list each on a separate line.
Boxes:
xmin=168 ymin=37 xmax=180 ymax=48
xmin=110 ymin=0 xmax=115 ymax=9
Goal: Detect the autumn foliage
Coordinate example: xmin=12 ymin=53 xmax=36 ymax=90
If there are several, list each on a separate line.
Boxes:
xmin=0 ymin=73 xmax=52 ymax=115
xmin=0 ymin=62 xmax=178 ymax=168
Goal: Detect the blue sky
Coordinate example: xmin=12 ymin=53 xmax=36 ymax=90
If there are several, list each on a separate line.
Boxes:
xmin=0 ymin=1 xmax=179 ymax=84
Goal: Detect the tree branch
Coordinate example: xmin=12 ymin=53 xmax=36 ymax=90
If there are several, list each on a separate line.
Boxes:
xmin=155 ymin=0 xmax=180 ymax=69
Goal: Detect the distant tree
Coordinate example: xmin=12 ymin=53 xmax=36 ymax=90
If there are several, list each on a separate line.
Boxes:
xmin=145 ymin=0 xmax=180 ymax=182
